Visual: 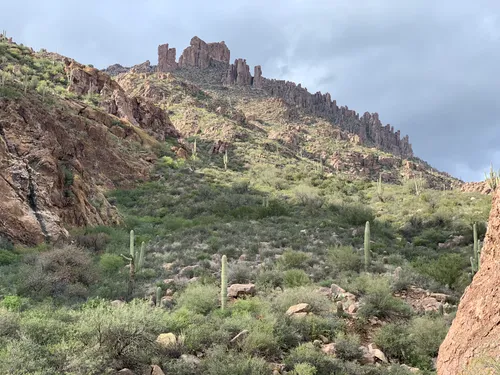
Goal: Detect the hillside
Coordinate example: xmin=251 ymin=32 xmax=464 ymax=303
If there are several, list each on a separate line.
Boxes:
xmin=0 ymin=33 xmax=496 ymax=375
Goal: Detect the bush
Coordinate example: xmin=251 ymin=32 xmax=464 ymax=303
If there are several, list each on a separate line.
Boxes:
xmin=99 ymin=253 xmax=125 ymax=274
xmin=285 ymin=343 xmax=338 ymax=375
xmin=334 ymin=333 xmax=363 ymax=361
xmin=413 ymin=253 xmax=466 ymax=289
xmin=256 ymin=269 xmax=284 ymax=291
xmin=328 ymin=246 xmax=363 ymax=273
xmin=283 ymin=269 xmax=311 ymax=288
xmin=409 ymin=316 xmax=448 ymax=358
xmin=272 ymin=287 xmax=330 ymax=315
xmin=374 ymin=323 xmax=414 ymax=363
xmin=202 ymin=346 xmax=271 ymax=375
xmin=358 ymin=281 xmax=412 ymax=319
xmin=176 ymin=283 xmax=219 ymax=315
xmin=0 ymin=249 xmax=19 ymax=265
xmin=290 ymin=314 xmax=344 ymax=342
xmin=279 ymin=250 xmax=311 ymax=270
xmin=17 ymin=245 xmax=97 ymax=302
xmin=292 ymin=363 xmax=317 ymax=375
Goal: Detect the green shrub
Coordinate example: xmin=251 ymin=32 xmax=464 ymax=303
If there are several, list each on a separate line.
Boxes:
xmin=202 ymin=346 xmax=271 ymax=375
xmin=285 ymin=343 xmax=338 ymax=375
xmin=328 ymin=246 xmax=363 ymax=273
xmin=241 ymin=322 xmax=280 ymax=358
xmin=0 ymin=295 xmax=23 ymax=311
xmin=334 ymin=333 xmax=363 ymax=361
xmin=409 ymin=316 xmax=448 ymax=358
xmin=374 ymin=323 xmax=414 ymax=362
xmin=358 ymin=281 xmax=412 ymax=319
xmin=176 ymin=283 xmax=219 ymax=315
xmin=272 ymin=287 xmax=331 ymax=315
xmin=0 ymin=249 xmax=19 ymax=265
xmin=290 ymin=314 xmax=344 ymax=342
xmin=99 ymin=253 xmax=125 ymax=274
xmin=413 ymin=253 xmax=466 ymax=289
xmin=292 ymin=363 xmax=317 ymax=375
xmin=256 ymin=269 xmax=284 ymax=291
xmin=279 ymin=250 xmax=311 ymax=270
xmin=283 ymin=269 xmax=311 ymax=288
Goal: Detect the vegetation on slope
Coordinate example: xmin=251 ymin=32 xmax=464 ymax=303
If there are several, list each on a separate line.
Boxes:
xmin=0 ymin=34 xmax=493 ymax=375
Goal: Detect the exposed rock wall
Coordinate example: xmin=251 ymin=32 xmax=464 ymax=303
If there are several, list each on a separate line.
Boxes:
xmin=224 ymin=59 xmax=252 ymax=85
xmin=178 ymin=36 xmax=230 ymax=69
xmin=158 ymin=44 xmax=177 ymax=72
xmin=437 ymin=190 xmax=500 ymax=374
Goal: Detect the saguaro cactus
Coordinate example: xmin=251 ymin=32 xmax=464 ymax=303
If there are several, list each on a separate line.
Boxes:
xmin=156 ymin=286 xmax=162 ymax=308
xmin=471 ymin=223 xmax=481 ymax=275
xmin=221 ymin=255 xmax=228 ymax=311
xmin=223 ymin=150 xmax=228 ymax=171
xmin=121 ymin=230 xmax=147 ymax=300
xmin=364 ymin=221 xmax=371 ymax=271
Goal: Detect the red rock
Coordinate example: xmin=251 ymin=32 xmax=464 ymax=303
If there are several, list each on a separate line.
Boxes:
xmin=158 ymin=44 xmax=178 ymax=72
xmin=179 ymin=36 xmax=229 ymax=69
xmin=437 ymin=189 xmax=500 ymax=374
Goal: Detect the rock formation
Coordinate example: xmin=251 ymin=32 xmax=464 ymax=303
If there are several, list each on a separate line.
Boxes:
xmin=223 ymin=59 xmax=252 ymax=85
xmin=157 ymin=44 xmax=177 ymax=72
xmin=437 ymin=189 xmax=500 ymax=374
xmin=254 ymin=65 xmax=264 ymax=88
xmin=178 ymin=36 xmax=229 ymax=69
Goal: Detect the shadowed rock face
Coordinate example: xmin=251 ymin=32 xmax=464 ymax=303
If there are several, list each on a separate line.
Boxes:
xmin=437 ymin=189 xmax=500 ymax=375
xmin=0 ymin=62 xmax=181 ymax=245
xmin=178 ymin=36 xmax=230 ymax=69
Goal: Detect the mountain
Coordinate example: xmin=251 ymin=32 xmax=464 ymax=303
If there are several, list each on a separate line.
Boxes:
xmin=0 ymin=32 xmax=496 ymax=375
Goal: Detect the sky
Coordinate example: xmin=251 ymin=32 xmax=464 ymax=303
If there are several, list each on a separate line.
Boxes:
xmin=2 ymin=0 xmax=499 ymax=181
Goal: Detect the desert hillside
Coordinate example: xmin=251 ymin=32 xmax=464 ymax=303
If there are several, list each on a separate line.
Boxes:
xmin=0 ymin=33 xmax=497 ymax=375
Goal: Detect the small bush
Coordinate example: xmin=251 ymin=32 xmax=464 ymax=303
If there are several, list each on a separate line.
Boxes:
xmin=99 ymin=253 xmax=125 ymax=274
xmin=358 ymin=281 xmax=412 ymax=319
xmin=334 ymin=333 xmax=363 ymax=361
xmin=256 ymin=269 xmax=284 ymax=291
xmin=279 ymin=250 xmax=311 ymax=270
xmin=283 ymin=269 xmax=311 ymax=288
xmin=176 ymin=283 xmax=219 ymax=315
xmin=272 ymin=287 xmax=330 ymax=315
xmin=285 ymin=343 xmax=338 ymax=375
xmin=328 ymin=246 xmax=362 ymax=273
xmin=292 ymin=363 xmax=317 ymax=375
xmin=202 ymin=346 xmax=271 ymax=375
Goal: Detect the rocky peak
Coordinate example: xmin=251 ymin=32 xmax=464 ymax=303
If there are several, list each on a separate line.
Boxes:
xmin=223 ymin=58 xmax=252 ymax=86
xmin=437 ymin=189 xmax=500 ymax=374
xmin=158 ymin=43 xmax=177 ymax=72
xmin=178 ymin=36 xmax=230 ymax=69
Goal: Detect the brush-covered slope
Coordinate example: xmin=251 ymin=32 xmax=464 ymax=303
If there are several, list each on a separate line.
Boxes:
xmin=0 ymin=34 xmax=495 ymax=375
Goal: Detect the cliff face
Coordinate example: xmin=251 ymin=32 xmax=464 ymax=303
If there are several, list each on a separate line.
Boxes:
xmin=152 ymin=36 xmax=413 ymax=158
xmin=437 ymin=189 xmax=500 ymax=374
xmin=0 ymin=59 xmax=181 ymax=245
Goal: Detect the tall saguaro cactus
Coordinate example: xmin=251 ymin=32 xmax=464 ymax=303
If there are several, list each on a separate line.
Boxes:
xmin=471 ymin=222 xmax=481 ymax=275
xmin=364 ymin=221 xmax=371 ymax=271
xmin=121 ymin=230 xmax=146 ymax=300
xmin=223 ymin=150 xmax=228 ymax=171
xmin=221 ymin=255 xmax=228 ymax=311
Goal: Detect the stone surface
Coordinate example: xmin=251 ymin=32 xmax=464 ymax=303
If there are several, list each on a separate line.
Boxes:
xmin=437 ymin=189 xmax=500 ymax=375
xmin=286 ymin=303 xmax=310 ymax=316
xmin=227 ymin=283 xmax=256 ymax=298
xmin=368 ymin=343 xmax=388 ymax=363
xmin=0 ymin=61 xmax=184 ymax=244
xmin=156 ymin=333 xmax=177 ymax=348
xmin=224 ymin=58 xmax=252 ymax=86
xmin=116 ymin=369 xmax=134 ymax=375
xmin=150 ymin=365 xmax=165 ymax=375
xmin=158 ymin=44 xmax=178 ymax=72
xmin=179 ymin=36 xmax=229 ymax=69
xmin=254 ymin=65 xmax=264 ymax=88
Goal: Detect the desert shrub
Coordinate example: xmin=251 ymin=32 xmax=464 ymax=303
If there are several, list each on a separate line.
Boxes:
xmin=283 ymin=269 xmax=311 ymax=288
xmin=256 ymin=269 xmax=284 ymax=291
xmin=74 ymin=231 xmax=111 ymax=252
xmin=99 ymin=253 xmax=125 ymax=274
xmin=0 ymin=249 xmax=19 ymax=265
xmin=358 ymin=281 xmax=412 ymax=319
xmin=328 ymin=246 xmax=363 ymax=273
xmin=337 ymin=204 xmax=374 ymax=226
xmin=412 ymin=253 xmax=466 ymax=289
xmin=290 ymin=314 xmax=344 ymax=342
xmin=0 ymin=308 xmax=19 ymax=339
xmin=409 ymin=316 xmax=448 ymax=358
xmin=373 ymin=323 xmax=414 ymax=362
xmin=71 ymin=300 xmax=168 ymax=372
xmin=285 ymin=343 xmax=338 ymax=375
xmin=293 ymin=185 xmax=324 ymax=210
xmin=334 ymin=333 xmax=363 ymax=361
xmin=279 ymin=250 xmax=311 ymax=270
xmin=0 ymin=295 xmax=24 ymax=311
xmin=292 ymin=363 xmax=317 ymax=375
xmin=202 ymin=345 xmax=271 ymax=375
xmin=183 ymin=318 xmax=230 ymax=352
xmin=176 ymin=283 xmax=219 ymax=315
xmin=272 ymin=287 xmax=330 ymax=315
xmin=19 ymin=306 xmax=73 ymax=346
xmin=228 ymin=262 xmax=255 ymax=284
xmin=241 ymin=321 xmax=280 ymax=358
xmin=17 ymin=245 xmax=97 ymax=302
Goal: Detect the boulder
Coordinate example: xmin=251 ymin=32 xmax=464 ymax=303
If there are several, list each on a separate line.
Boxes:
xmin=151 ymin=365 xmax=165 ymax=375
xmin=156 ymin=333 xmax=177 ymax=348
xmin=116 ymin=369 xmax=134 ymax=375
xmin=286 ymin=303 xmax=310 ymax=316
xmin=228 ymin=283 xmax=256 ymax=298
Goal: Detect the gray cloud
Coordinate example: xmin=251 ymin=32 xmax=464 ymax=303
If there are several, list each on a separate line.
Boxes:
xmin=2 ymin=0 xmax=499 ymax=181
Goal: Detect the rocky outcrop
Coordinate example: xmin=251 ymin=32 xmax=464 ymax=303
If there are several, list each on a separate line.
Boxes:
xmin=437 ymin=190 xmax=500 ymax=374
xmin=178 ymin=36 xmax=230 ymax=69
xmin=223 ymin=59 xmax=252 ymax=86
xmin=254 ymin=65 xmax=264 ymax=88
xmin=66 ymin=60 xmax=179 ymax=141
xmin=157 ymin=44 xmax=177 ymax=72
xmin=460 ymin=181 xmax=492 ymax=195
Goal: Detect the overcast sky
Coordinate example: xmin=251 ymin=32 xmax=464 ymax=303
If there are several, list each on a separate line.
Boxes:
xmin=2 ymin=0 xmax=499 ymax=181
